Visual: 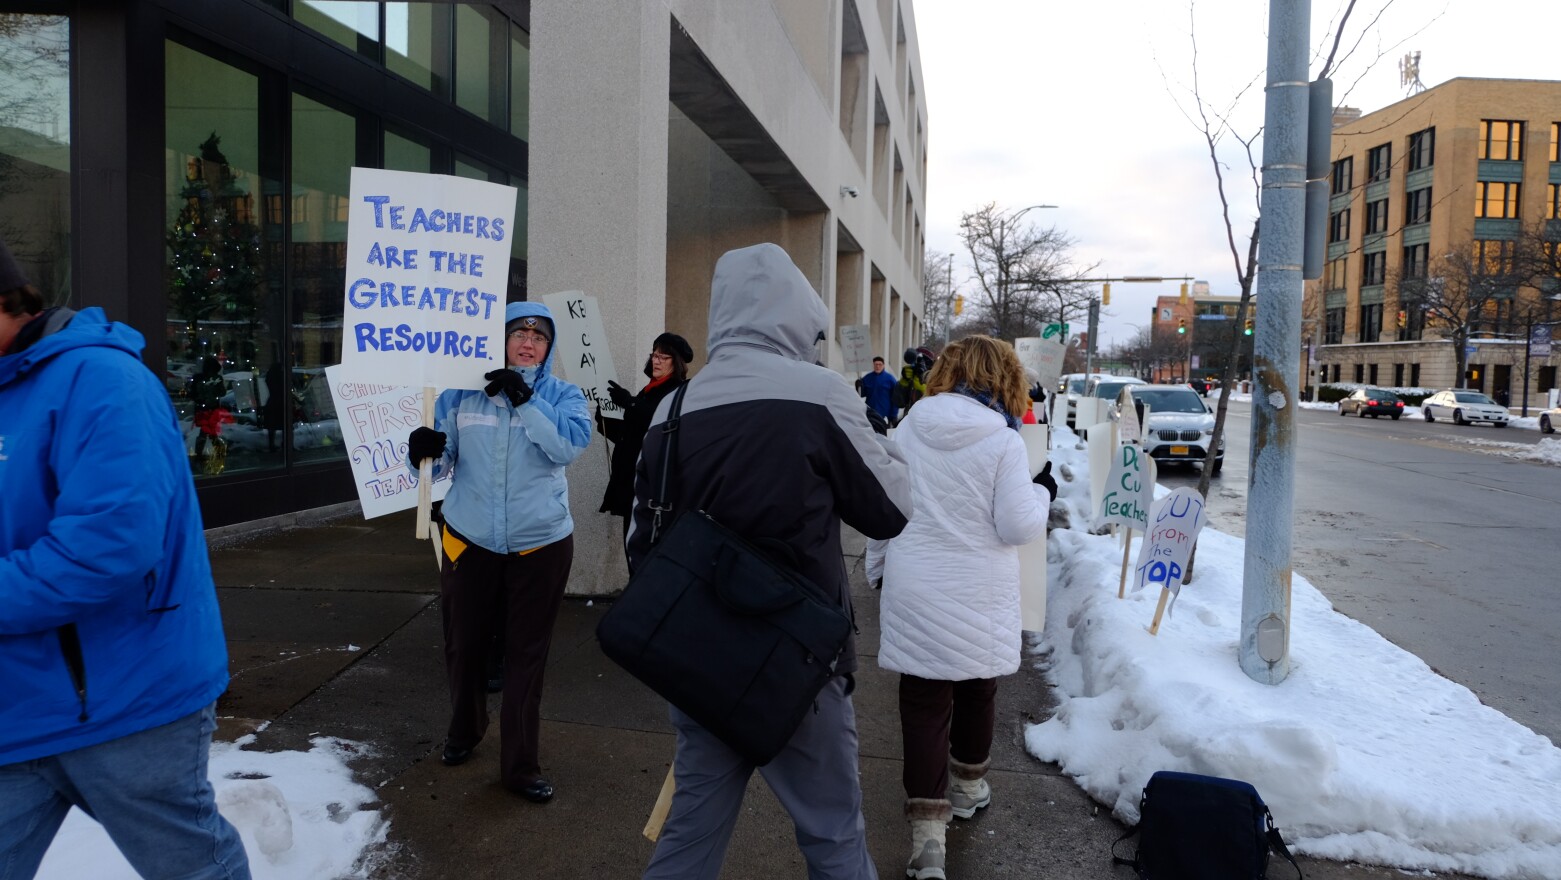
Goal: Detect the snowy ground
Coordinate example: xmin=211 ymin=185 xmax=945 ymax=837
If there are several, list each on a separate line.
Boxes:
xmin=38 ymin=732 xmax=387 ymax=879
xmin=1026 ymin=424 xmax=1561 ymax=880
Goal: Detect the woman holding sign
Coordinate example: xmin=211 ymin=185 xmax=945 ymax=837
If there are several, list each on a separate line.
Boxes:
xmin=878 ymin=335 xmax=1056 ymax=879
xmin=405 ymin=301 xmax=591 ymax=804
xmin=596 ymin=332 xmax=693 ymax=540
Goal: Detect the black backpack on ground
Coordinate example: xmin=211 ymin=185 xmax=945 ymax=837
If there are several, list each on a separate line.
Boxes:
xmin=1112 ymin=771 xmax=1303 ymax=879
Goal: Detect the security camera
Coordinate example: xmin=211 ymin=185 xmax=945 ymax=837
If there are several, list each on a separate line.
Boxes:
xmin=840 ymin=185 xmax=860 ymax=198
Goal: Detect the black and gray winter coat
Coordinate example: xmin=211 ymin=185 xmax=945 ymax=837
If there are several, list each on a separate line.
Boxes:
xmin=598 ymin=375 xmax=683 ymax=518
xmin=625 ymin=243 xmax=913 ymax=675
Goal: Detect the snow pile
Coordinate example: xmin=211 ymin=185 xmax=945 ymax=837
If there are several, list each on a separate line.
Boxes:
xmin=1453 ymin=435 xmax=1561 ymax=467
xmin=1027 ymin=427 xmax=1561 ymax=879
xmin=38 ymin=736 xmax=387 ymax=880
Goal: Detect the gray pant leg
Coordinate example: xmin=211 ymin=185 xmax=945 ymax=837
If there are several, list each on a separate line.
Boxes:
xmin=760 ymin=677 xmax=879 ymax=880
xmin=642 ymin=707 xmax=753 ymax=880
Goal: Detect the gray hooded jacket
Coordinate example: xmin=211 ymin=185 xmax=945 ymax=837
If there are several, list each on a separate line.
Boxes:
xmin=626 ymin=243 xmax=913 ymax=675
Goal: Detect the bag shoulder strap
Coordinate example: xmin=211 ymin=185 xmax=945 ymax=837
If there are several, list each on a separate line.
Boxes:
xmin=648 ymin=381 xmax=689 ymax=544
xmin=1266 ymin=811 xmax=1304 ymax=880
xmin=1109 ymin=824 xmax=1140 ymax=871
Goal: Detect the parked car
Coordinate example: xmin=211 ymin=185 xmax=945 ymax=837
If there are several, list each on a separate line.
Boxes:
xmin=1540 ymin=404 xmax=1558 ymax=434
xmin=1113 ymin=384 xmax=1224 ymax=474
xmin=1060 ymin=372 xmax=1111 ymax=427
xmin=1337 ymin=387 xmax=1405 ymax=419
xmin=1421 ymin=389 xmax=1510 ymax=427
xmin=1078 ymin=375 xmax=1146 ymax=436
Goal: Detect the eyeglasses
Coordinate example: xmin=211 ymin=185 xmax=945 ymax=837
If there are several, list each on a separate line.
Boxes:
xmin=649 ymin=352 xmax=673 ymax=362
xmin=507 ymin=330 xmax=549 ymax=344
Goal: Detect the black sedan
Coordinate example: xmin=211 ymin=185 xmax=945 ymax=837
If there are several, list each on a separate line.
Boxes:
xmin=1337 ymin=388 xmax=1405 ymax=419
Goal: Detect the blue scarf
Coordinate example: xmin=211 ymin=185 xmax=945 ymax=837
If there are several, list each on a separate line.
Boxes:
xmin=953 ymin=383 xmax=1021 ymax=431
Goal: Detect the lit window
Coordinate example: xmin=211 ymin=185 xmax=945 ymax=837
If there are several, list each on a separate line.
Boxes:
xmin=1475 ymin=181 xmax=1521 ymax=219
xmin=1478 ymin=120 xmax=1525 ymax=161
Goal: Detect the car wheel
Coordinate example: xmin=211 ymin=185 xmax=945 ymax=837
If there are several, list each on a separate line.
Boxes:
xmin=1210 ymin=457 xmax=1223 ymax=476
xmin=1338 ymin=404 xmax=1347 ymax=416
xmin=1494 ymin=421 xmax=1507 ymax=428
xmin=1392 ymin=414 xmax=1400 ymax=420
xmin=1543 ymin=415 xmax=1555 ymax=434
xmin=1424 ymin=407 xmax=1434 ymax=422
xmin=1357 ymin=407 xmax=1367 ymax=418
xmin=1453 ymin=409 xmax=1466 ymax=426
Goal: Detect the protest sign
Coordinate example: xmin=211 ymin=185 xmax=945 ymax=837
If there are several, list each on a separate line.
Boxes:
xmin=838 ymin=324 xmax=874 ymax=375
xmin=541 ymin=291 xmax=622 ymax=420
xmin=1015 ymin=335 xmax=1066 ymax=393
xmin=1087 ymin=421 xmax=1114 ymax=519
xmin=339 ymin=167 xmax=515 ymax=390
xmin=1017 ymin=423 xmax=1050 ymax=631
xmin=1099 ymin=444 xmax=1153 ymax=532
xmin=325 ymin=365 xmax=451 ymax=519
xmin=1050 ymin=390 xmax=1068 ymax=430
xmin=1119 ymin=394 xmax=1143 ymax=444
xmin=1133 ymin=487 xmax=1209 ymax=634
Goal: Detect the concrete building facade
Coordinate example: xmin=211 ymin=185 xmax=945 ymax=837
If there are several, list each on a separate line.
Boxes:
xmin=1304 ymin=78 xmax=1561 ymax=399
xmin=0 ymin=1 xmax=927 ymax=595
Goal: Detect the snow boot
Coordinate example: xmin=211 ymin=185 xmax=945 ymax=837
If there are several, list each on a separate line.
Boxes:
xmin=905 ymin=798 xmax=951 ymax=880
xmin=948 ymin=757 xmax=991 ymax=820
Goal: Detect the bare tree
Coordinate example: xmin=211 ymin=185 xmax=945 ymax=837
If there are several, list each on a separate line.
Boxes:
xmin=920 ymin=249 xmax=958 ymax=346
xmin=957 ymin=203 xmax=1097 ymax=340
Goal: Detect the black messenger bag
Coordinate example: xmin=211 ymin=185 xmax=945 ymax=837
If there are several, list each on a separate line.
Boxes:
xmin=596 ymin=383 xmax=853 ymax=766
xmin=1112 ymin=771 xmax=1303 ymax=880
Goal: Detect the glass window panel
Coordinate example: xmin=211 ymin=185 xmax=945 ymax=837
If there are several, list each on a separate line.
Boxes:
xmin=455 ymin=5 xmax=494 ymax=122
xmin=290 ymin=91 xmax=356 ymax=465
xmin=384 ymin=128 xmax=432 ymax=173
xmin=295 ymin=1 xmax=379 ymax=53
xmin=0 ymin=14 xmax=71 ymax=306
xmin=165 ymin=40 xmax=281 ymax=478
xmin=511 ymin=182 xmax=527 ymax=262
xmin=386 ymin=2 xmax=443 ymax=92
xmin=509 ymin=21 xmax=530 ymax=140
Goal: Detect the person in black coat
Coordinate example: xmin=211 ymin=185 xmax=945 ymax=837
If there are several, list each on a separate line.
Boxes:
xmin=598 ymin=332 xmax=693 ymax=536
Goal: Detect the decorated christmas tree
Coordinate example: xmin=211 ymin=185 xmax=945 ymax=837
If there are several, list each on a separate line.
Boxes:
xmin=167 ymin=131 xmax=263 ymax=351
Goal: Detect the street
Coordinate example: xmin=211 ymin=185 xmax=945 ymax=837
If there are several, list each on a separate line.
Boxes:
xmin=1156 ymin=399 xmax=1561 ymax=746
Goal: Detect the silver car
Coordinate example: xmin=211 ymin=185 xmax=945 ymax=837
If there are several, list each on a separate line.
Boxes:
xmin=1421 ymin=390 xmax=1510 ymax=427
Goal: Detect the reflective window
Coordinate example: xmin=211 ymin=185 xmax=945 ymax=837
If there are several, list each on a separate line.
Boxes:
xmin=1367 ymin=143 xmax=1391 ymax=182
xmin=1359 ymin=303 xmax=1382 ymax=343
xmin=1405 ymin=187 xmax=1432 ymax=226
xmin=1328 ymin=208 xmax=1350 ymax=243
xmin=1362 ymin=251 xmax=1386 ymax=286
xmin=1365 ymin=199 xmax=1389 ymax=235
xmin=509 ymin=21 xmax=530 ymax=140
xmin=1402 ymin=243 xmax=1428 ymax=280
xmin=1325 ymin=307 xmax=1345 ymax=345
xmin=1330 ymin=157 xmax=1352 ymax=195
xmin=386 ymin=2 xmax=446 ymax=91
xmin=455 ymin=5 xmax=496 ymax=122
xmin=1326 ymin=257 xmax=1348 ymax=291
xmin=290 ymin=91 xmax=356 ymax=464
xmin=1473 ymin=239 xmax=1515 ymax=276
xmin=165 ymin=40 xmax=282 ymax=478
xmin=294 ymin=1 xmax=379 ymax=53
xmin=1478 ymin=120 xmax=1524 ymax=161
xmin=1549 ymin=183 xmax=1559 ymax=220
xmin=384 ymin=127 xmax=432 ymax=173
xmin=1551 ymin=122 xmax=1559 ymax=163
xmin=1407 ymin=127 xmax=1435 ymax=171
xmin=1475 ymin=181 xmax=1520 ymax=219
xmin=0 ymin=14 xmax=71 ymax=306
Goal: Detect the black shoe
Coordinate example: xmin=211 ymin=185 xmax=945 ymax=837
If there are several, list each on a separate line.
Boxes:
xmin=441 ymin=743 xmax=473 ymax=766
xmin=512 ymin=777 xmax=554 ymax=804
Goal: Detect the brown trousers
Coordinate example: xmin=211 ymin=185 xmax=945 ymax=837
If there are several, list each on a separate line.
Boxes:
xmin=898 ymin=673 xmax=998 ymax=801
xmin=440 ymin=530 xmax=573 ymax=791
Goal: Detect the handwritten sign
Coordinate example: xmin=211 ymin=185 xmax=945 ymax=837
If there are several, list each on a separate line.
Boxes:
xmin=1015 ymin=336 xmax=1066 ymax=393
xmin=1098 ymin=444 xmax=1154 ymax=531
xmin=1133 ymin=487 xmax=1209 ymax=613
xmin=541 ymin=291 xmax=622 ymax=420
xmin=325 ymin=365 xmax=451 ymax=518
xmin=339 ymin=168 xmax=516 ymax=390
xmin=838 ymin=324 xmax=873 ymax=375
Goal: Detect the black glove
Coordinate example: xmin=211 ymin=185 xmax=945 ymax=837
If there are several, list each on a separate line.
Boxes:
xmin=865 ymin=406 xmax=890 ymax=436
xmin=606 ymin=379 xmax=634 ymax=410
xmin=1033 ymin=460 xmax=1058 ymax=502
xmin=484 ymin=368 xmax=533 ymax=407
xmin=407 ymin=426 xmax=447 ymax=465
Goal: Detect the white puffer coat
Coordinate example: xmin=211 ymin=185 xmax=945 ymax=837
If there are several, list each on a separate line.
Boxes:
xmin=879 ymin=393 xmax=1050 ymax=681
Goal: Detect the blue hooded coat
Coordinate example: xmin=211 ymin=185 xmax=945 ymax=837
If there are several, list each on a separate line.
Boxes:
xmin=0 ymin=308 xmax=230 ymax=764
xmin=412 ymin=301 xmax=592 ymax=553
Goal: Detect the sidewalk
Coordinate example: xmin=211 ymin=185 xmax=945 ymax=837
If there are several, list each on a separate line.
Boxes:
xmin=208 ymin=509 xmax=1435 ymax=879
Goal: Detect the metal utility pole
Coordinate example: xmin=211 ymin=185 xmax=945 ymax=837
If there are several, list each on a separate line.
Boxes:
xmin=1242 ymin=0 xmax=1309 ymax=685
xmin=1085 ymin=298 xmax=1100 ymax=376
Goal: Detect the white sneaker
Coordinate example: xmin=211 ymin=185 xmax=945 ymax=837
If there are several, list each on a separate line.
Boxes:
xmin=949 ymin=776 xmax=990 ymax=819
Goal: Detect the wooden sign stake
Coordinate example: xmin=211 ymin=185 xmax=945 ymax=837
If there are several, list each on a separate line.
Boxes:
xmin=1148 ymin=586 xmax=1172 ymax=635
xmin=415 ymin=388 xmax=435 ymax=539
xmin=643 ymin=765 xmax=677 ymax=841
xmin=1117 ymin=528 xmax=1133 ymax=598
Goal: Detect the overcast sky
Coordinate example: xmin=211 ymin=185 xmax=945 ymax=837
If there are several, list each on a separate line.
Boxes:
xmin=914 ymin=0 xmax=1556 ymax=352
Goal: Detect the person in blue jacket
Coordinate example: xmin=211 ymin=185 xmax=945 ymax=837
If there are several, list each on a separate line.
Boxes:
xmin=860 ymin=355 xmax=898 ymax=424
xmin=405 ymin=301 xmax=591 ymax=804
xmin=0 ymin=236 xmax=251 ymax=879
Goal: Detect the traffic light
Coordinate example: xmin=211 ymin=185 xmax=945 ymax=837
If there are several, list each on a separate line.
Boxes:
xmin=1244 ymin=319 xmax=1253 ymax=336
xmin=954 ymin=295 xmax=963 ymax=316
xmin=1396 ymin=310 xmax=1406 ymax=329
xmin=1102 ymin=282 xmax=1111 ymax=306
xmin=1179 ymin=282 xmax=1189 ymax=305
xmin=1177 ymin=318 xmax=1187 ymax=335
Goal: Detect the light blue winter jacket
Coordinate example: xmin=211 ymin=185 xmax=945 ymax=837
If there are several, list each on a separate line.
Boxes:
xmin=411 ymin=301 xmax=592 ymax=553
xmin=0 ymin=308 xmax=229 ymax=763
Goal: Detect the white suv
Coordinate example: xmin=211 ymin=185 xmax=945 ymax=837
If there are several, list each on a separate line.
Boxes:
xmin=1114 ymin=384 xmax=1225 ymax=475
xmin=1060 ymin=372 xmax=1111 ymax=427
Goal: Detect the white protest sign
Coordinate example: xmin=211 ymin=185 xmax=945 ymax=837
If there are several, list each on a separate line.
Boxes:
xmin=324 ymin=365 xmax=451 ymax=518
xmin=339 ymin=167 xmax=516 ymax=389
xmin=1119 ymin=394 xmax=1143 ymax=444
xmin=1050 ymin=390 xmax=1068 ymax=429
xmin=1017 ymin=423 xmax=1051 ymax=632
xmin=1014 ymin=337 xmax=1043 ymax=375
xmin=1098 ymin=443 xmax=1154 ymax=532
xmin=1087 ymin=422 xmax=1114 ymax=518
xmin=839 ymin=324 xmax=874 ymax=375
xmin=1134 ymin=487 xmax=1209 ymax=633
xmin=541 ymin=291 xmax=623 ymax=420
xmin=1015 ymin=336 xmax=1066 ymax=393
